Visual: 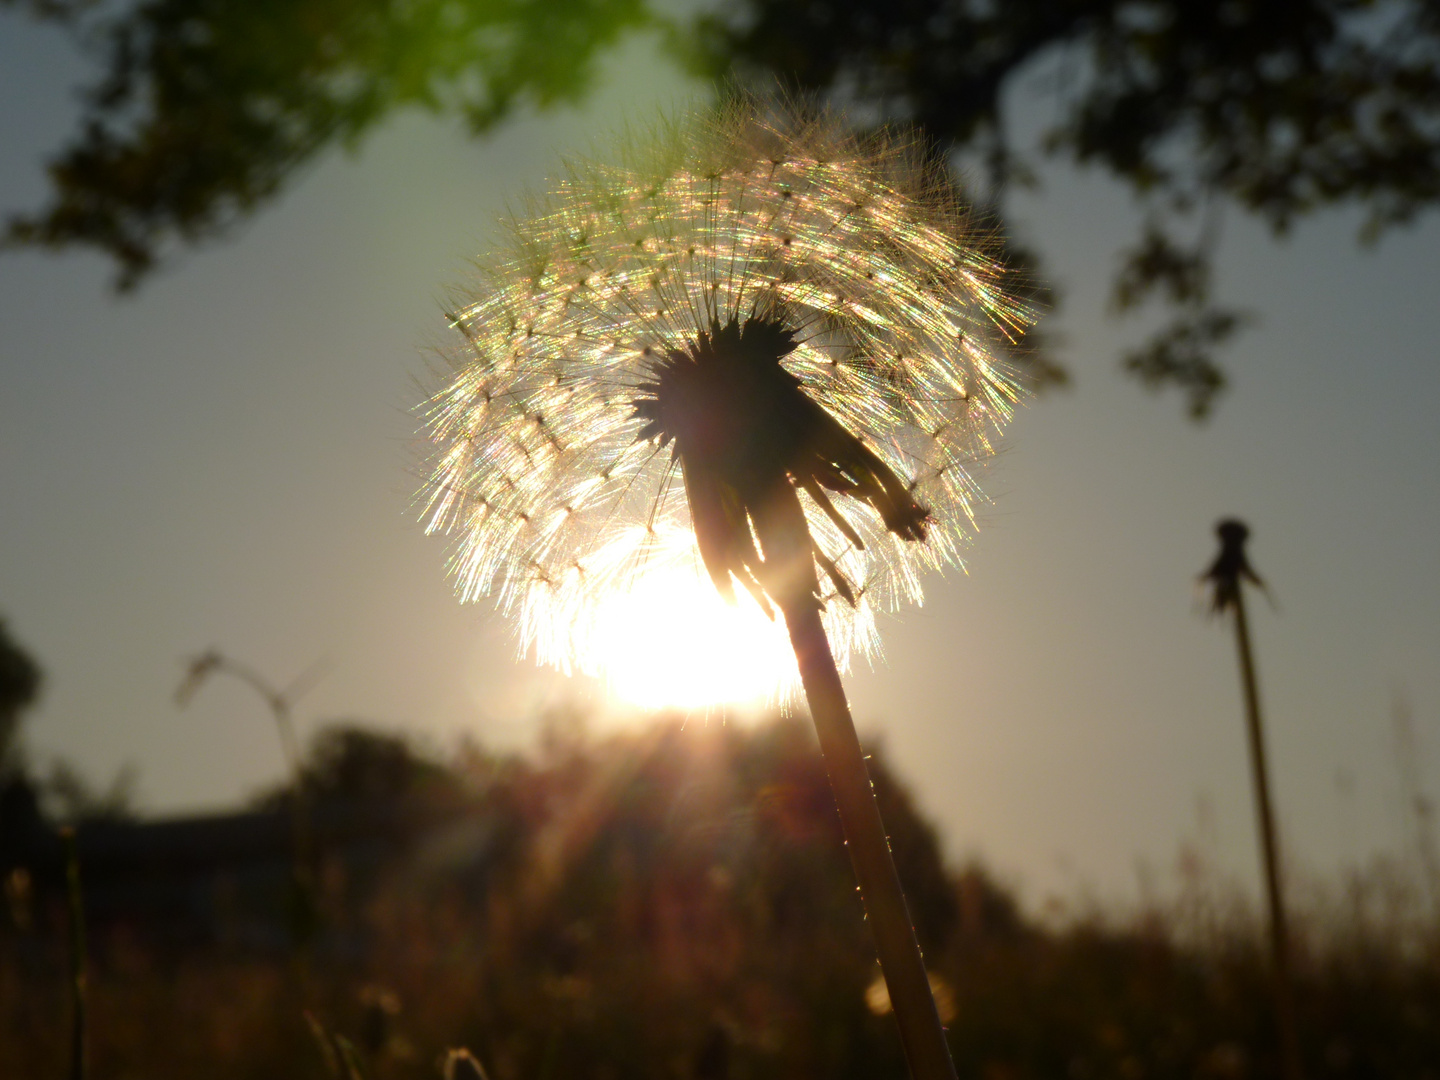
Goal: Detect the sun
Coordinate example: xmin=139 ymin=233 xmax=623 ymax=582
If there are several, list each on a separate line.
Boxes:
xmin=588 ymin=561 xmax=799 ymax=711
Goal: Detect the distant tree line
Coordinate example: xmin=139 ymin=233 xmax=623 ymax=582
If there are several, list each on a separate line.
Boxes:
xmin=0 ymin=620 xmax=137 ymax=840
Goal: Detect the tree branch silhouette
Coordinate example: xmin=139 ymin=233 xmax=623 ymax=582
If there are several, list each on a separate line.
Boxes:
xmin=6 ymin=0 xmax=1439 ymax=414
xmin=1 ymin=0 xmax=652 ymax=288
xmin=691 ymin=0 xmax=1440 ymax=416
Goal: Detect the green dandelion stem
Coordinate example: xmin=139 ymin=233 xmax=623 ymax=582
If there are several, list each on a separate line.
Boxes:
xmin=781 ymin=597 xmax=957 ymax=1080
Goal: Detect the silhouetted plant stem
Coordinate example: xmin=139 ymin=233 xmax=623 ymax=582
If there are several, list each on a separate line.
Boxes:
xmin=268 ymin=692 xmax=320 ymax=947
xmin=1388 ymin=690 xmax=1440 ymax=922
xmin=176 ymin=651 xmax=324 ymax=946
xmin=1205 ymin=520 xmax=1302 ymax=1080
xmin=1231 ymin=584 xmax=1303 ymax=1080
xmin=60 ymin=826 xmax=87 ymax=1080
xmin=780 ymin=597 xmax=957 ymax=1080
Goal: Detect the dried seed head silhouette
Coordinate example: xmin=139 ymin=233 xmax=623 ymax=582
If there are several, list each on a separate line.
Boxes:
xmin=1202 ymin=518 xmax=1268 ymax=613
xmin=421 ymin=95 xmax=1035 ymax=679
xmin=420 ymin=95 xmax=1039 ymax=1080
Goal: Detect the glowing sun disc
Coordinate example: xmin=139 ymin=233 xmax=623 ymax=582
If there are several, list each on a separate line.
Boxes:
xmin=590 ymin=564 xmax=798 ymax=710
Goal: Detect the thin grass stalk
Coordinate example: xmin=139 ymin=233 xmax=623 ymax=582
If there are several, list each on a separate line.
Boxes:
xmin=781 ymin=597 xmax=957 ymax=1080
xmin=177 ymin=652 xmax=320 ymax=946
xmin=60 ymin=826 xmax=87 ymax=1080
xmin=272 ymin=696 xmax=319 ymax=946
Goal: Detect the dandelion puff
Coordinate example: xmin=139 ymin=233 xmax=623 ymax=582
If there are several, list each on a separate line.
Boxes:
xmin=421 ymin=95 xmax=1032 ymax=685
xmin=417 ymin=93 xmax=1038 ymax=1080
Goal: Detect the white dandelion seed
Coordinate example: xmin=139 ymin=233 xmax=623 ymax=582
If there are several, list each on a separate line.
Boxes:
xmin=417 ymin=94 xmax=1038 ymax=1080
xmin=421 ymin=96 xmax=1033 ymax=686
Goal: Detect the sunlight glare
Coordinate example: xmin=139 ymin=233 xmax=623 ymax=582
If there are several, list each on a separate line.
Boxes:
xmin=591 ymin=564 xmax=798 ymax=710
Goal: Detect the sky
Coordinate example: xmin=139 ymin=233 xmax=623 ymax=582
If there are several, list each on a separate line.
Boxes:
xmin=2 ymin=11 xmax=1438 ymax=914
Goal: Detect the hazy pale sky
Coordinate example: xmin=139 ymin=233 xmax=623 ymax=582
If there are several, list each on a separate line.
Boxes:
xmin=2 ymin=12 xmax=1438 ymax=911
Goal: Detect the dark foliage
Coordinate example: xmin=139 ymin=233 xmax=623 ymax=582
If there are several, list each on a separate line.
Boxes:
xmin=0 ymin=619 xmax=41 ymax=768
xmin=0 ymin=621 xmax=45 ymax=864
xmin=7 ymin=1 xmax=1436 ymax=412
xmin=0 ymin=0 xmax=650 ymax=288
xmin=254 ymin=724 xmax=463 ymax=809
xmin=693 ymin=0 xmax=1440 ymax=416
xmin=5 ymin=716 xmax=1440 ymax=1078
xmin=0 ymin=717 xmax=970 ymax=1078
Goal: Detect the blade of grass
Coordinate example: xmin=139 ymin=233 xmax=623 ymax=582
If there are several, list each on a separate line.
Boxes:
xmin=61 ymin=826 xmax=87 ymax=1080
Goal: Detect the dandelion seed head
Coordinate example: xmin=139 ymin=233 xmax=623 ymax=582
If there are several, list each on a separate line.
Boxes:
xmin=420 ymin=95 xmax=1036 ymax=696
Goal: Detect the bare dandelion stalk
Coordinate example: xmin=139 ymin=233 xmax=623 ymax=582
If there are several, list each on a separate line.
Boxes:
xmin=1203 ymin=519 xmax=1302 ymax=1080
xmin=421 ymin=95 xmax=1036 ymax=1080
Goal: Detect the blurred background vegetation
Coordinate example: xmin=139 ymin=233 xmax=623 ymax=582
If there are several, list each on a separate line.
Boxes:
xmin=5 ymin=625 xmax=1440 ymax=1079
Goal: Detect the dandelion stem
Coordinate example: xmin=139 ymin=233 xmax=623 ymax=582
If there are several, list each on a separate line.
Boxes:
xmin=1205 ymin=519 xmax=1302 ymax=1080
xmin=780 ymin=597 xmax=957 ymax=1080
xmin=1229 ymin=581 xmax=1303 ymax=1080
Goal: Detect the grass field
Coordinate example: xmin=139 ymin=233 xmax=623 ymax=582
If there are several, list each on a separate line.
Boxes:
xmin=4 ymin=717 xmax=1439 ymax=1080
